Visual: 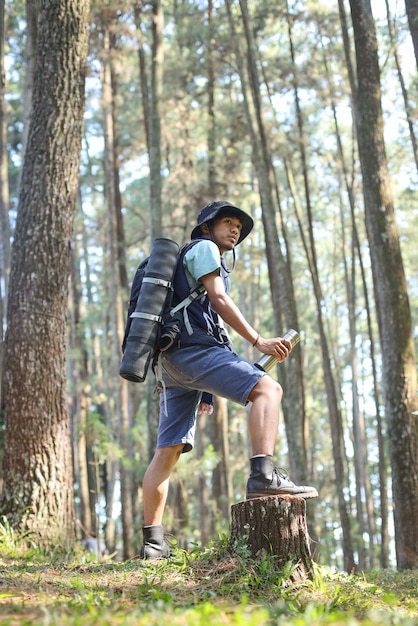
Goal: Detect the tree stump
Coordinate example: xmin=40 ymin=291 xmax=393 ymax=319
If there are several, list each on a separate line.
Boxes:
xmin=229 ymin=495 xmax=314 ymax=581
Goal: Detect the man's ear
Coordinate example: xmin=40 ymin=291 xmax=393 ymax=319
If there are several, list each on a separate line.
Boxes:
xmin=201 ymin=223 xmax=210 ymax=235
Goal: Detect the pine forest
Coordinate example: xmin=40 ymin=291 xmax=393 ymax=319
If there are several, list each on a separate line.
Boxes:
xmin=0 ymin=0 xmax=417 ymax=574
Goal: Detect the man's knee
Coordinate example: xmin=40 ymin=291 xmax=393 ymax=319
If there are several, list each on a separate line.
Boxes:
xmin=248 ymin=375 xmax=283 ymax=403
xmin=156 ymin=444 xmax=184 ymax=462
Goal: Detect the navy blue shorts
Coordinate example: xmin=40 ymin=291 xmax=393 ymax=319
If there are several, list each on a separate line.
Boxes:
xmin=157 ymin=344 xmax=265 ymax=453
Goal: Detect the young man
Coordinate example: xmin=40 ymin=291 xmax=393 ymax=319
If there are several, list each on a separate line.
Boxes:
xmin=140 ymin=200 xmax=318 ymax=559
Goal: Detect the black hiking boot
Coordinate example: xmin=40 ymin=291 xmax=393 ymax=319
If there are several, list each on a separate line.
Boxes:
xmin=246 ymin=455 xmax=318 ymax=500
xmin=139 ymin=525 xmax=171 ymax=560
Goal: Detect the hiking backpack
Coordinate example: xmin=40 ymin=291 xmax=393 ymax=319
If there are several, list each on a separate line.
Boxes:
xmin=119 ymin=238 xmax=204 ymax=383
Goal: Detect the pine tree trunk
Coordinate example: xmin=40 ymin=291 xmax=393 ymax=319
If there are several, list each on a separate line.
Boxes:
xmin=405 ymin=0 xmax=418 ymax=71
xmin=338 ymin=0 xmax=389 ymax=571
xmin=212 ymin=397 xmax=233 ymax=522
xmin=285 ymin=4 xmax=355 ymax=572
xmin=349 ymin=0 xmax=418 ymax=570
xmin=385 ymin=0 xmax=418 ymax=175
xmin=230 ymin=496 xmax=314 ymax=581
xmin=0 ymin=0 xmax=10 ymax=355
xmin=141 ymin=0 xmax=165 ymax=471
xmin=196 ymin=415 xmax=211 ymax=546
xmin=207 ymin=0 xmax=218 ymax=194
xmin=101 ymin=14 xmax=135 ymax=559
xmin=226 ymin=0 xmax=310 ymax=488
xmin=0 ymin=0 xmax=90 ymax=547
xmin=69 ymin=237 xmax=94 ymax=540
xmin=150 ymin=0 xmax=163 ymax=239
xmin=21 ymin=0 xmax=40 ymax=157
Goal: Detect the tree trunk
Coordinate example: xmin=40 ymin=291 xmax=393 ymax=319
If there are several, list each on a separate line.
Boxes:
xmin=0 ymin=0 xmax=9 ymax=380
xmin=318 ymin=29 xmax=376 ymax=567
xmin=285 ymin=3 xmax=355 ymax=572
xmin=230 ymin=496 xmax=314 ymax=581
xmin=0 ymin=0 xmax=89 ymax=546
xmin=150 ymin=0 xmax=163 ymax=239
xmin=0 ymin=0 xmax=10 ymax=410
xmin=338 ymin=0 xmax=389 ymax=569
xmin=212 ymin=396 xmax=233 ymax=523
xmin=207 ymin=0 xmax=218 ymax=194
xmin=405 ymin=0 xmax=418 ymax=71
xmin=111 ymin=64 xmax=129 ymax=295
xmin=349 ymin=0 xmax=418 ymax=570
xmin=22 ymin=0 xmax=40 ymax=158
xmin=133 ymin=2 xmax=150 ymax=155
xmin=143 ymin=0 xmax=165 ymax=469
xmin=69 ymin=233 xmax=94 ymax=540
xmin=77 ymin=200 xmax=102 ymax=539
xmin=101 ymin=14 xmax=134 ymax=559
xmin=225 ymin=0 xmax=309 ymax=487
xmin=385 ymin=0 xmax=418 ymax=175
xmin=196 ymin=414 xmax=211 ymax=546
xmin=169 ymin=476 xmax=188 ymax=545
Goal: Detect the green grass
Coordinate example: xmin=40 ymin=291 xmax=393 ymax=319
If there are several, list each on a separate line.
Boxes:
xmin=0 ymin=524 xmax=416 ymax=625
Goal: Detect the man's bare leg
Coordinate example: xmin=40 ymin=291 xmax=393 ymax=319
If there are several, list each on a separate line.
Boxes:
xmin=246 ymin=375 xmax=318 ymax=499
xmin=142 ymin=443 xmax=184 ymax=526
xmin=247 ymin=375 xmax=282 ymax=455
xmin=140 ymin=444 xmax=183 ymax=559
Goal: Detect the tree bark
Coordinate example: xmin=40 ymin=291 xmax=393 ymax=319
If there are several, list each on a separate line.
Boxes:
xmin=0 ymin=0 xmax=90 ymax=546
xmin=22 ymin=0 xmax=40 ymax=158
xmin=349 ymin=0 xmax=418 ymax=570
xmin=230 ymin=496 xmax=314 ymax=581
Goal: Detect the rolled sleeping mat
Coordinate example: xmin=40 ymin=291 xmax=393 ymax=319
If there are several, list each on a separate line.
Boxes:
xmin=119 ymin=238 xmax=180 ymax=382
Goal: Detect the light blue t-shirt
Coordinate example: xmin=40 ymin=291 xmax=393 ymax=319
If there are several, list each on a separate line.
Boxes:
xmin=183 ymin=240 xmax=221 ymax=289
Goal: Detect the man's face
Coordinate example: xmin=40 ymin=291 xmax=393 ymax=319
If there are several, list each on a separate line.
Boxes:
xmin=210 ymin=215 xmax=243 ymax=252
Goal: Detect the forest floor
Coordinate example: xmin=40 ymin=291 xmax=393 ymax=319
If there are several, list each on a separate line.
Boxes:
xmin=0 ymin=529 xmax=417 ymax=625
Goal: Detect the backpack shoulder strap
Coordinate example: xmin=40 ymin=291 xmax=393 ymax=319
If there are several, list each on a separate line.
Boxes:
xmin=169 ymin=283 xmax=206 ymax=315
xmin=170 ymin=239 xmax=206 ymax=314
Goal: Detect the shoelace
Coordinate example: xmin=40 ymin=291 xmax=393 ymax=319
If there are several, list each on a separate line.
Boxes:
xmin=163 ymin=533 xmax=178 ymax=549
xmin=273 ymin=467 xmax=292 ymax=481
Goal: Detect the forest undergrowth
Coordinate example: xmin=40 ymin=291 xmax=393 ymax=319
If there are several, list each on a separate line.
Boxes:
xmin=0 ymin=520 xmax=416 ymax=626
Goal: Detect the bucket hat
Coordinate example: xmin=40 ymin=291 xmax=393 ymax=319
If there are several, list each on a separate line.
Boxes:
xmin=190 ymin=201 xmax=254 ymax=245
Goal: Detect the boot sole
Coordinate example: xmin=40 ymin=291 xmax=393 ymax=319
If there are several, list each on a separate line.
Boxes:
xmin=246 ymin=490 xmax=318 ymax=500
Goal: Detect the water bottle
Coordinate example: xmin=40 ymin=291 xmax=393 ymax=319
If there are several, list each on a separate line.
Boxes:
xmin=254 ymin=329 xmax=300 ymax=372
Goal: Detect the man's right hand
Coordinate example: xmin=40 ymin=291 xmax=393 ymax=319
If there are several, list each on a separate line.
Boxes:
xmin=255 ymin=335 xmax=292 ymax=363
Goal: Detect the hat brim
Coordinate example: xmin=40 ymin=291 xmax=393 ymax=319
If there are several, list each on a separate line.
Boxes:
xmin=191 ymin=205 xmax=254 ymax=244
